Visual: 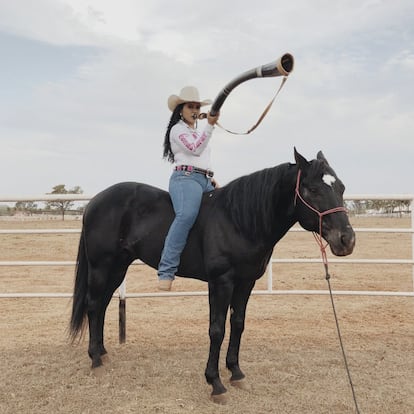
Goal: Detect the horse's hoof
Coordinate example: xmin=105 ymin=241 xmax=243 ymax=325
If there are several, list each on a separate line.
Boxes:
xmin=210 ymin=392 xmax=228 ymax=405
xmin=230 ymin=378 xmax=248 ymax=390
xmin=91 ymin=355 xmax=103 ymax=369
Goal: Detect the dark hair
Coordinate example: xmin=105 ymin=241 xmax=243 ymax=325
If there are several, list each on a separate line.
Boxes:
xmin=163 ymin=103 xmax=184 ymax=163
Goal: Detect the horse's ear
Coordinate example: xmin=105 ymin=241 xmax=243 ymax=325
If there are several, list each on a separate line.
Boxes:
xmin=294 ymin=147 xmax=310 ymax=170
xmin=317 ymin=150 xmax=330 ymax=166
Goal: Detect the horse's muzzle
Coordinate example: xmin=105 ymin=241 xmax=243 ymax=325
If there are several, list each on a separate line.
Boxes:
xmin=326 ymin=226 xmax=356 ymax=256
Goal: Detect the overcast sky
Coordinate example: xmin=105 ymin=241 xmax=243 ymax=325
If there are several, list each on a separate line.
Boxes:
xmin=0 ymin=0 xmax=413 ymax=198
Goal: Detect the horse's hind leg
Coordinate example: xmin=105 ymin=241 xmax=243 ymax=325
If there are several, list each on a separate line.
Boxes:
xmin=87 ymin=263 xmax=127 ymax=368
xmin=226 ymin=279 xmax=255 ymax=387
xmin=87 ymin=289 xmax=111 ymax=367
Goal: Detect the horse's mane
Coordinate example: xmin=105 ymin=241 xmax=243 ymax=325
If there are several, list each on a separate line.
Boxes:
xmin=216 ymin=163 xmax=292 ymax=241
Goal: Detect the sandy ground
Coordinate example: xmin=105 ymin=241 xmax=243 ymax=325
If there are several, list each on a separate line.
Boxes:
xmin=0 ymin=216 xmax=413 ymax=413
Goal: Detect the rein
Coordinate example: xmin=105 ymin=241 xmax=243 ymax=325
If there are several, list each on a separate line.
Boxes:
xmin=294 ymin=170 xmax=361 ymax=414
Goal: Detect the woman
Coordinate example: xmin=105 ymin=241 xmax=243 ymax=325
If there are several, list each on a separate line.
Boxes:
xmin=158 ymin=86 xmax=220 ymax=291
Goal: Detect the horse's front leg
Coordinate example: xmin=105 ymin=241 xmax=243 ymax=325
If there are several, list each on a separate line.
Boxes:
xmin=205 ymin=275 xmax=234 ymax=404
xmin=226 ymin=279 xmax=255 ymax=387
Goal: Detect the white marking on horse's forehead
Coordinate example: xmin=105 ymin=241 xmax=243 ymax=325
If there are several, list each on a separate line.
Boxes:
xmin=322 ymin=174 xmax=336 ymax=187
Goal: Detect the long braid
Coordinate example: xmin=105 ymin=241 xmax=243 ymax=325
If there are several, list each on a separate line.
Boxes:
xmin=163 ymin=104 xmax=184 ymax=163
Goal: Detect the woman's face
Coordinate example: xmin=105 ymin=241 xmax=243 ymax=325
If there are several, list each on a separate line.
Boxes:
xmin=181 ymin=102 xmax=201 ymax=125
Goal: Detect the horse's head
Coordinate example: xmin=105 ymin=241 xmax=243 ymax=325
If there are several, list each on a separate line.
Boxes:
xmin=293 ymin=148 xmax=355 ymax=256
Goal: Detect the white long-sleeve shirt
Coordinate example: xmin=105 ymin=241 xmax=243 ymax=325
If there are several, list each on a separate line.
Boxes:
xmin=170 ymin=120 xmax=214 ymax=170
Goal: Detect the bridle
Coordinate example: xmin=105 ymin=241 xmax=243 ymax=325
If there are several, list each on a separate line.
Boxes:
xmin=294 ymin=169 xmax=347 ymax=266
xmin=294 ymin=169 xmax=360 ymax=414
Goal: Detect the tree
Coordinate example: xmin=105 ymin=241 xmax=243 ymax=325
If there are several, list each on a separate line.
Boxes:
xmin=14 ymin=201 xmax=38 ymax=215
xmin=46 ymin=184 xmax=83 ymax=220
xmin=347 ymin=199 xmax=411 ymax=216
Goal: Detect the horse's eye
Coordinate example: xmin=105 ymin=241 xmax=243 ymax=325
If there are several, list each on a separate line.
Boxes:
xmin=308 ymin=187 xmax=318 ymax=194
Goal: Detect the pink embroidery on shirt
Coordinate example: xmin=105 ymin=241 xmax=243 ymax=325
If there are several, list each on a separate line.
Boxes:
xmin=195 ymin=133 xmax=207 ymax=149
xmin=178 ymin=131 xmax=208 ymax=152
xmin=178 ymin=133 xmax=195 ymax=151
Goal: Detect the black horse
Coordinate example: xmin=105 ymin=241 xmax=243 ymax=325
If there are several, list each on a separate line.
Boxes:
xmin=70 ymin=148 xmax=355 ymax=402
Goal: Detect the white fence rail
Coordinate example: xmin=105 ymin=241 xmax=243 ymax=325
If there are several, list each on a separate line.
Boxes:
xmin=0 ymin=194 xmax=413 ymax=299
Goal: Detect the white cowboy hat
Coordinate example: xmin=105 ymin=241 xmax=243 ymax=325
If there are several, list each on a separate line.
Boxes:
xmin=167 ymin=86 xmax=212 ymax=112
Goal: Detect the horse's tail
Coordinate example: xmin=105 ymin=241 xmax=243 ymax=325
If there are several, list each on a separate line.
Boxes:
xmin=69 ymin=228 xmax=89 ymax=342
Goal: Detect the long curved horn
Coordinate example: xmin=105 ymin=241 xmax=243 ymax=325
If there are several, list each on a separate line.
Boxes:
xmin=209 ymin=53 xmax=294 ymax=117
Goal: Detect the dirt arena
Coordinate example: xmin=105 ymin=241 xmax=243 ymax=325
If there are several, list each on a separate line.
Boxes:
xmin=0 ymin=216 xmax=413 ymax=413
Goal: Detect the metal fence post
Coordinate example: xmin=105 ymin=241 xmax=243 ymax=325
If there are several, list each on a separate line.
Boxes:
xmin=411 ymin=199 xmax=414 ymax=293
xmin=119 ymin=279 xmax=126 ymax=344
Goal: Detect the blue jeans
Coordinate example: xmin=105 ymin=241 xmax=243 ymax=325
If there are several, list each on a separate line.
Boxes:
xmin=158 ymin=170 xmax=214 ymax=281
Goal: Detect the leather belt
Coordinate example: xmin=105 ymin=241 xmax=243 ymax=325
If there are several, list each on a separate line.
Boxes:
xmin=175 ymin=165 xmax=214 ymax=178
